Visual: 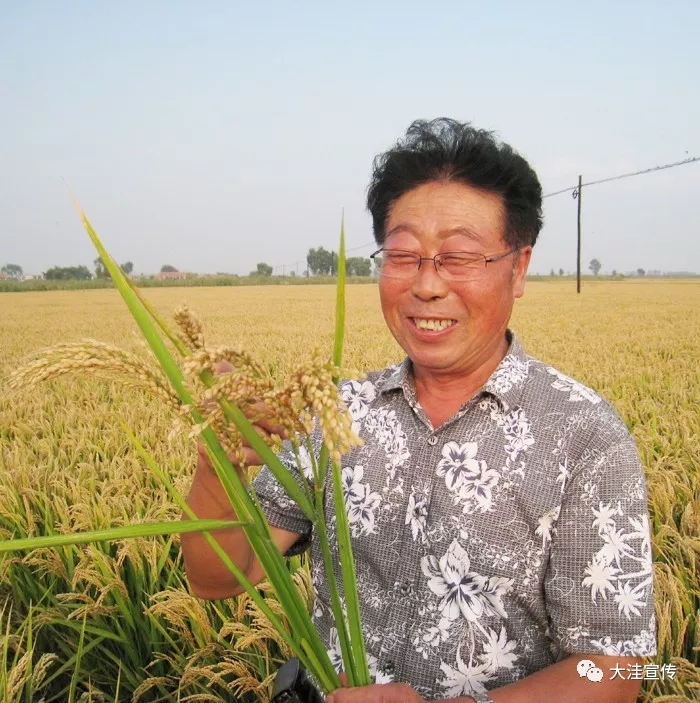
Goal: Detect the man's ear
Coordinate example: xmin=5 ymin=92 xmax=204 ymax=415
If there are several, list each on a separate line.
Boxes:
xmin=513 ymin=246 xmax=532 ymax=298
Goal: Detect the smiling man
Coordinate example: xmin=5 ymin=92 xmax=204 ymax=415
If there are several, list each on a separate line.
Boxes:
xmin=183 ymin=119 xmax=656 ymax=702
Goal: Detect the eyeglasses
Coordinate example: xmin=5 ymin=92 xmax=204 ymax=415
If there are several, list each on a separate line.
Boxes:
xmin=369 ymin=248 xmax=519 ymax=281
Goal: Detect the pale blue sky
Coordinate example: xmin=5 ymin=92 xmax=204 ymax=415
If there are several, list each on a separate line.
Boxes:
xmin=1 ymin=0 xmax=698 ymax=276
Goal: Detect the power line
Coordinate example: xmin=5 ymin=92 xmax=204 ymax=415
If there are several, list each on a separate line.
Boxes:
xmin=347 ymin=242 xmax=376 ymax=253
xmin=543 ymin=155 xmax=699 ymax=199
xmin=263 ymin=154 xmax=699 ymax=274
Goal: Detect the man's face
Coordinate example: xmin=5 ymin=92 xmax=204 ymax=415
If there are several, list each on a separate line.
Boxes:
xmin=378 ymin=180 xmax=532 ymax=378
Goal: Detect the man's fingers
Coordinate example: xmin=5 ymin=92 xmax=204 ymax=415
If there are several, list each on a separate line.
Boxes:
xmin=237 ymin=446 xmax=263 ymax=466
xmin=198 ymin=437 xmax=264 ymax=469
xmin=328 ymin=683 xmax=423 ymax=703
xmin=201 ymin=395 xmax=288 ymax=440
xmin=247 ymin=401 xmax=288 ymax=439
xmin=253 ymin=417 xmax=288 ymax=440
xmin=213 ymin=360 xmax=233 ymax=375
xmin=327 ymin=689 xmax=371 ymax=703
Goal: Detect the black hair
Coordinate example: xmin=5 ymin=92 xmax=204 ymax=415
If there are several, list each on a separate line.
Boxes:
xmin=366 ymin=118 xmax=543 ymax=249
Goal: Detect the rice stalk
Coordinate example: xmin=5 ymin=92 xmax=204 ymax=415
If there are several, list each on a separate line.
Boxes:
xmin=2 ymin=267 xmax=698 ymax=699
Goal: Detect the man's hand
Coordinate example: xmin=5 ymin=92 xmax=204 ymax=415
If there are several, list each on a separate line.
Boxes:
xmin=327 ymin=683 xmax=425 ymax=703
xmin=198 ymin=360 xmax=289 ymax=473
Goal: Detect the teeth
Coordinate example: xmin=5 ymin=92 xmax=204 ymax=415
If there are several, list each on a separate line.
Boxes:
xmin=414 ymin=318 xmax=455 ymax=331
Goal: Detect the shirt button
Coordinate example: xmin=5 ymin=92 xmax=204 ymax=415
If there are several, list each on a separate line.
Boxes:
xmin=399 ymin=582 xmax=411 ymax=595
xmin=427 ymin=436 xmax=438 ymax=446
xmin=385 ymin=660 xmax=395 ymax=675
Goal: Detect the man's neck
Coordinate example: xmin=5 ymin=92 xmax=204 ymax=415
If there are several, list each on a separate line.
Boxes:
xmin=412 ymin=332 xmax=510 ymax=410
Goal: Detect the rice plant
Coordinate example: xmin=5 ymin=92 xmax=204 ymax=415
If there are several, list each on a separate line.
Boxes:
xmin=2 ymin=203 xmax=373 ymax=698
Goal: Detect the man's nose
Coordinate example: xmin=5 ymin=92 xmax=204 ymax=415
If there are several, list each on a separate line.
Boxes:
xmin=411 ymin=259 xmax=449 ymax=299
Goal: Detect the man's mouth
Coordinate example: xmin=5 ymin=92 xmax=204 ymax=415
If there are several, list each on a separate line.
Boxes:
xmin=409 ymin=317 xmax=457 ymax=332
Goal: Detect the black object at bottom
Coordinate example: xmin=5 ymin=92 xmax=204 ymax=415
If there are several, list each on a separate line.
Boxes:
xmin=271 ymin=658 xmax=325 ymax=703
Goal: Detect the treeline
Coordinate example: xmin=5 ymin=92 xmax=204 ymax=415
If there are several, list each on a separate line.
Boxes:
xmin=4 ymin=273 xmax=697 ymax=293
xmin=2 ymin=249 xmax=375 ymax=283
xmin=306 ymin=247 xmax=372 ymax=276
xmin=42 ymin=259 xmax=134 ymax=280
xmin=0 ymin=275 xmax=378 ymax=293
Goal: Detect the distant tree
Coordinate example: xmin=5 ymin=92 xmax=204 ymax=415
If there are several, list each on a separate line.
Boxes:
xmin=256 ymin=262 xmax=273 ymax=277
xmin=346 ymin=256 xmax=371 ymax=276
xmin=306 ymin=248 xmax=320 ymax=275
xmin=289 ymin=270 xmax=296 ymax=277
xmin=307 ymin=247 xmax=323 ymax=275
xmin=355 ymin=257 xmax=371 ymax=276
xmin=161 ymin=264 xmax=179 ymax=273
xmin=1 ymin=263 xmax=23 ymax=280
xmin=121 ymin=261 xmax=134 ymax=275
xmin=43 ymin=265 xmax=92 ymax=280
xmin=589 ymin=258 xmax=602 ymax=276
xmin=637 ymin=268 xmax=645 ymax=276
xmin=558 ymin=268 xmax=564 ymax=277
xmin=94 ymin=256 xmax=109 ymax=279
xmin=307 ymin=247 xmax=337 ymax=275
xmin=612 ymin=269 xmax=618 ymax=276
xmin=358 ymin=258 xmax=371 ymax=276
xmin=549 ymin=268 xmax=555 ymax=277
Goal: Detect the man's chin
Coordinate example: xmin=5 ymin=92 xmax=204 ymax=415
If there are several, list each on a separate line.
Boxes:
xmin=407 ymin=348 xmax=459 ymax=372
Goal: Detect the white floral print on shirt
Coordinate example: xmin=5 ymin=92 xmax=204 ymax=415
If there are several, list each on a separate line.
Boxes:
xmin=421 ymin=540 xmax=513 ymax=627
xmin=341 ymin=464 xmax=382 ymax=537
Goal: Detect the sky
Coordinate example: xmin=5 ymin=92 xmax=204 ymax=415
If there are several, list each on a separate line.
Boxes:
xmin=1 ymin=0 xmax=698 ymax=277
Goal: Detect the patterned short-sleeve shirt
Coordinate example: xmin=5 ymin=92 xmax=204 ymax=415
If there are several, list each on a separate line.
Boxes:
xmin=253 ymin=330 xmax=657 ymax=700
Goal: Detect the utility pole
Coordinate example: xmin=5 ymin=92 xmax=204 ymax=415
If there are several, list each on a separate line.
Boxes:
xmin=575 ymin=174 xmax=582 ymax=294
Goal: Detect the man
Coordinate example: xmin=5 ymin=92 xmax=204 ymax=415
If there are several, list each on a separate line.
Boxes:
xmin=182 ymin=119 xmax=656 ymax=702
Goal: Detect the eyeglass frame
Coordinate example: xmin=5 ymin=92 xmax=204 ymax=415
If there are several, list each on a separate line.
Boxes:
xmin=369 ymin=247 xmax=520 ymax=280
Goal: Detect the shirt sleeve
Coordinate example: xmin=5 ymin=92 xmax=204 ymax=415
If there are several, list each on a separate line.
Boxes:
xmin=251 ymin=421 xmax=325 ymax=558
xmin=544 ymin=429 xmax=657 ymax=658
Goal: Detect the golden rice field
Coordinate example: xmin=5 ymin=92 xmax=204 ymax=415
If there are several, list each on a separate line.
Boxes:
xmin=1 ymin=280 xmax=699 ymax=702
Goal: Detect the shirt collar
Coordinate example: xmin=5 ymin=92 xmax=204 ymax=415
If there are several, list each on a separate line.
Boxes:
xmin=377 ymin=329 xmax=529 ymax=413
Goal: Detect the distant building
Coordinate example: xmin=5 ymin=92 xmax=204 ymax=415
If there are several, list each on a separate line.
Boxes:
xmin=154 ymin=271 xmax=188 ymax=281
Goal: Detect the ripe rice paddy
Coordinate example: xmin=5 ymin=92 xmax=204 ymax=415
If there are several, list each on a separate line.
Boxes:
xmin=1 ymin=280 xmax=698 ymax=701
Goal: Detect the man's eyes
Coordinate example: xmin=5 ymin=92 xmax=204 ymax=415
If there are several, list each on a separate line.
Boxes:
xmin=386 ymin=252 xmax=417 ymax=263
xmin=440 ymin=253 xmax=481 ymax=264
xmin=384 ymin=251 xmax=482 ymax=265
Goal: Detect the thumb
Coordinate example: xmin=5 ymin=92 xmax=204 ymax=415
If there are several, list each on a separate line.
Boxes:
xmin=327 ymin=674 xmax=348 ymax=703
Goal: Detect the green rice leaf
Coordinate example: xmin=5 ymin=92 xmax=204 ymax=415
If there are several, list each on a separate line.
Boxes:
xmin=333 ymin=211 xmax=346 ymax=371
xmin=66 ymin=196 xmax=338 ymax=688
xmin=120 ymin=423 xmax=335 ymax=684
xmin=0 ymin=518 xmax=246 ymax=553
xmin=74 ymin=198 xmax=316 ymax=521
xmin=325 ymin=212 xmax=370 ymax=684
xmin=330 ymin=458 xmax=370 ymax=684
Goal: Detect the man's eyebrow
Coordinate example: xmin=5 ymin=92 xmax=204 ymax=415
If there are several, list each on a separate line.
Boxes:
xmin=385 ymin=224 xmax=415 ymax=239
xmin=439 ymin=226 xmax=487 ymax=244
xmin=385 ymin=224 xmax=487 ymax=244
